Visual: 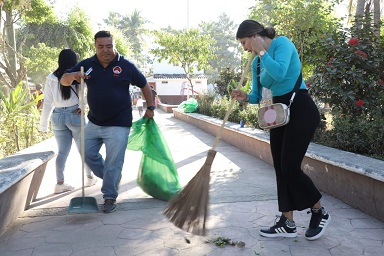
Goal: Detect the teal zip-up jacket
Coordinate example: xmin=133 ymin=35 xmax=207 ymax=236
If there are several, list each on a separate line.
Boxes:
xmin=248 ymin=36 xmax=306 ymax=104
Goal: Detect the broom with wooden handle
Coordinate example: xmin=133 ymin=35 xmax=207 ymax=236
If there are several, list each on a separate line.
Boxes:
xmin=163 ymin=52 xmax=257 ymax=236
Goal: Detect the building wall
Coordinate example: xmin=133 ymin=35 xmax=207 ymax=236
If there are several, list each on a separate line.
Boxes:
xmin=155 ymin=78 xmax=208 ymax=96
xmin=151 ymin=61 xmax=208 ymax=104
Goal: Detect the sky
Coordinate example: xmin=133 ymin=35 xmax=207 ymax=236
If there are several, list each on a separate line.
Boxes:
xmin=52 ymin=0 xmax=256 ymax=30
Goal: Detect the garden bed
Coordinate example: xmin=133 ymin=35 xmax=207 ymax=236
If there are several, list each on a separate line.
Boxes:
xmin=173 ymin=109 xmax=384 ymax=222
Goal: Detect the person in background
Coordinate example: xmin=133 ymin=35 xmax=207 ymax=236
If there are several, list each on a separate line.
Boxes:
xmin=35 ymin=84 xmax=44 ymax=110
xmin=39 ymin=48 xmax=97 ymax=194
xmin=155 ymin=94 xmax=160 ymax=106
xmin=136 ymin=95 xmax=144 ymax=117
xmin=150 ymin=85 xmax=158 ymax=107
xmin=231 ymin=20 xmax=330 ymax=241
xmin=130 ymin=91 xmax=134 ymax=106
xmin=60 ymin=31 xmax=155 ymax=213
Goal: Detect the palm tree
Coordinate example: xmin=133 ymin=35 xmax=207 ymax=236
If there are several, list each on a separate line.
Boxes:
xmin=103 ymin=12 xmax=123 ymax=28
xmin=120 ymin=9 xmax=150 ymax=66
xmin=372 ymin=0 xmax=381 ymax=35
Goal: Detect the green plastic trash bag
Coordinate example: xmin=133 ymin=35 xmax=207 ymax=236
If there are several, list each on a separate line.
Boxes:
xmin=178 ymin=98 xmax=198 ymax=113
xmin=127 ymin=117 xmax=181 ymax=201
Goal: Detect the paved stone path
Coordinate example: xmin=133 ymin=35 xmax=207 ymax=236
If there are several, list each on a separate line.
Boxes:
xmin=0 ymin=110 xmax=383 ymax=256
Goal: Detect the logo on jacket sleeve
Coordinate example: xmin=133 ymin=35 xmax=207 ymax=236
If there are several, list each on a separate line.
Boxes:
xmin=113 ymin=66 xmax=122 ymax=76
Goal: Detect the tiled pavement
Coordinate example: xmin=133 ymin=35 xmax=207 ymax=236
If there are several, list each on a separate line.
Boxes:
xmin=0 ymin=109 xmax=383 ymax=256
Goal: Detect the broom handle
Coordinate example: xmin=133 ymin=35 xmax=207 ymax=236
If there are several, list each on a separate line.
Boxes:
xmin=80 ymin=66 xmax=85 ymax=198
xmin=211 ymin=52 xmax=256 ymax=151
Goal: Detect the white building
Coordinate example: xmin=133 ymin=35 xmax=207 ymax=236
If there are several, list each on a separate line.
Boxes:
xmin=147 ymin=61 xmax=208 ymax=105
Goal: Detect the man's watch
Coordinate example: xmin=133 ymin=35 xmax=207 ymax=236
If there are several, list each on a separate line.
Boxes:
xmin=147 ymin=106 xmax=155 ymax=111
xmin=259 ymin=50 xmax=266 ymax=57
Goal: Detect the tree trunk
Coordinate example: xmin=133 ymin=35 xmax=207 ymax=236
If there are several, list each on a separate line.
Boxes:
xmin=5 ymin=9 xmax=17 ymax=81
xmin=354 ymin=0 xmax=366 ymax=29
xmin=355 ymin=0 xmax=366 ymax=17
xmin=373 ymin=0 xmax=380 ymax=36
xmin=346 ymin=0 xmax=354 ymax=25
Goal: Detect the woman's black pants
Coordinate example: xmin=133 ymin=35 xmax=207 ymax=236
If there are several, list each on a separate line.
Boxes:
xmin=270 ymin=90 xmax=322 ymax=212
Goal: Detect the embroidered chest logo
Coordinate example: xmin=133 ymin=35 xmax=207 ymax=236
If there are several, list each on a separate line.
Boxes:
xmin=113 ymin=66 xmax=122 ymax=76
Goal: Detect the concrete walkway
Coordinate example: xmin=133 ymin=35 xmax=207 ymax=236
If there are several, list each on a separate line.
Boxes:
xmin=0 ymin=110 xmax=383 ymax=256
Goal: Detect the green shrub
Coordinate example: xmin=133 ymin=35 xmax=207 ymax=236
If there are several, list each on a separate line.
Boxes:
xmin=210 ymin=97 xmax=229 ymax=119
xmin=317 ymin=112 xmax=384 ymax=160
xmin=0 ymin=83 xmax=52 ymax=158
xmin=197 ymin=94 xmax=383 ymax=160
xmin=197 ymin=94 xmax=260 ymax=127
xmin=242 ymin=104 xmax=259 ymax=128
xmin=197 ymin=93 xmax=215 ymax=116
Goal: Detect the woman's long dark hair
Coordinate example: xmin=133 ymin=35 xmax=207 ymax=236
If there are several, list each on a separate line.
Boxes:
xmin=53 ymin=49 xmax=79 ymax=100
xmin=236 ymin=20 xmax=276 ymax=40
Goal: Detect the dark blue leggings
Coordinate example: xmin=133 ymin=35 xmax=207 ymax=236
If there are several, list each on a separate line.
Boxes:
xmin=270 ymin=90 xmax=322 ymax=212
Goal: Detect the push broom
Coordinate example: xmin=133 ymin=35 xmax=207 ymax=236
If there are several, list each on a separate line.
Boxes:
xmin=68 ymin=66 xmax=99 ymax=213
xmin=163 ymin=52 xmax=256 ymax=235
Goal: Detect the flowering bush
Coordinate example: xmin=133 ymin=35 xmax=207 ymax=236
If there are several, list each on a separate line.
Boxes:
xmin=308 ymin=15 xmax=384 ymax=116
xmin=307 ymin=15 xmax=384 ymax=160
xmin=348 ymin=37 xmax=359 ymax=46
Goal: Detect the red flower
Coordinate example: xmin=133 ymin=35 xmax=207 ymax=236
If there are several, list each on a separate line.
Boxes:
xmin=348 ymin=38 xmax=359 ymax=45
xmin=356 ymin=99 xmax=364 ymax=107
xmin=327 ymin=61 xmax=332 ymax=66
xmin=356 ymin=50 xmax=367 ymax=58
xmin=380 ymin=80 xmax=384 ymax=85
xmin=306 ymin=83 xmax=311 ymax=89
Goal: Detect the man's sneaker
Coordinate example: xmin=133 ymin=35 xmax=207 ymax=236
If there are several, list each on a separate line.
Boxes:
xmin=259 ymin=214 xmax=297 ymax=238
xmin=54 ymin=183 xmax=74 ymax=194
xmin=103 ymin=199 xmax=116 ymax=213
xmin=85 ymin=176 xmax=97 ymax=187
xmin=305 ymin=207 xmax=331 ymax=241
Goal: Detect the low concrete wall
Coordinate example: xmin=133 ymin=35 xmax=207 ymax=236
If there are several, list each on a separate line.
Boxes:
xmin=173 ymin=109 xmax=384 ymax=222
xmin=158 ymin=103 xmax=178 ymax=113
xmin=0 ymin=139 xmax=55 ymax=236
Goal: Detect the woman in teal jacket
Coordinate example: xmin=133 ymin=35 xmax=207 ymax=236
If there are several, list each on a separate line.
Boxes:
xmin=231 ymin=20 xmax=331 ymax=241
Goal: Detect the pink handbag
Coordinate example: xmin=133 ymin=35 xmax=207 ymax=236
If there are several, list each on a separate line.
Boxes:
xmin=258 ymin=103 xmax=290 ymax=129
xmin=256 ymin=58 xmax=302 ymax=130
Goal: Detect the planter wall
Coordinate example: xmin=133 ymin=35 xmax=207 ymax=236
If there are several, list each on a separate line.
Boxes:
xmin=0 ymin=139 xmax=55 ymax=237
xmin=173 ymin=109 xmax=384 ymax=222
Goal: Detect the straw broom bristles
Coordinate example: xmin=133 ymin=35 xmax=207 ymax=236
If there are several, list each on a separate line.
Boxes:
xmin=163 ymin=53 xmax=256 ymax=236
xmin=163 ymin=149 xmax=216 ymax=236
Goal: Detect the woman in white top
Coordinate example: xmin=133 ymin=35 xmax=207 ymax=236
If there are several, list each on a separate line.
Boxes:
xmin=39 ymin=49 xmax=96 ymax=194
xmin=136 ymin=95 xmax=144 ymax=117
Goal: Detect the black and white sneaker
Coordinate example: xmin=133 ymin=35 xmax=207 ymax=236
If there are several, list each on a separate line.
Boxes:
xmin=259 ymin=214 xmax=297 ymax=238
xmin=103 ymin=199 xmax=116 ymax=213
xmin=305 ymin=207 xmax=331 ymax=240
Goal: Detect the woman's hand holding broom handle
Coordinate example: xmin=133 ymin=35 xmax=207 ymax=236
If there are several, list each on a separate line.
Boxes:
xmin=211 ymin=52 xmax=256 ymax=151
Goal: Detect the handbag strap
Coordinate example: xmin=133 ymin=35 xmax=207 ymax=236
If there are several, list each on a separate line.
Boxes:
xmin=70 ymin=86 xmax=79 ymax=98
xmin=288 ymin=71 xmax=302 ymax=108
xmin=257 ymin=57 xmax=302 ymax=108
